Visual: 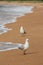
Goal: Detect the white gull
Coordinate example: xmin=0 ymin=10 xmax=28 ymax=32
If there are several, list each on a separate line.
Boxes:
xmin=20 ymin=26 xmax=25 ymax=34
xmin=18 ymin=38 xmax=29 ymax=55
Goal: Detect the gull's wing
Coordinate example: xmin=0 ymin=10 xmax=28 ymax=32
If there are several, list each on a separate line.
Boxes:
xmin=18 ymin=44 xmax=24 ymax=50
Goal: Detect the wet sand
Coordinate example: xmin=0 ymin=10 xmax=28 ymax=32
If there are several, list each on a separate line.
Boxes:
xmin=0 ymin=2 xmax=43 ymax=65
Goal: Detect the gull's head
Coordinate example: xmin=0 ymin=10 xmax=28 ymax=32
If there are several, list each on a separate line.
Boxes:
xmin=26 ymin=38 xmax=29 ymax=42
xmin=20 ymin=26 xmax=24 ymax=29
xmin=25 ymin=38 xmax=29 ymax=44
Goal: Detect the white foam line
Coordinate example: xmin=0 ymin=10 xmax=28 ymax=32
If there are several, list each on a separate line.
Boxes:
xmin=0 ymin=42 xmax=12 ymax=44
xmin=0 ymin=47 xmax=18 ymax=52
xmin=0 ymin=42 xmax=22 ymax=52
xmin=0 ymin=42 xmax=18 ymax=52
xmin=0 ymin=28 xmax=12 ymax=34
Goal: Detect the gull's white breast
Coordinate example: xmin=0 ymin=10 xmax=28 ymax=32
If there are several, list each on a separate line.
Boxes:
xmin=23 ymin=42 xmax=29 ymax=50
xmin=20 ymin=26 xmax=25 ymax=34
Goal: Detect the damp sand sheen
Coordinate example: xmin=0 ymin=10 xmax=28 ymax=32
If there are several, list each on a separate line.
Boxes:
xmin=0 ymin=5 xmax=33 ymax=52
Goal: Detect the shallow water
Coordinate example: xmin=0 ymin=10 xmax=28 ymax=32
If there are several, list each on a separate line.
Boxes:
xmin=0 ymin=42 xmax=22 ymax=52
xmin=0 ymin=5 xmax=33 ymax=34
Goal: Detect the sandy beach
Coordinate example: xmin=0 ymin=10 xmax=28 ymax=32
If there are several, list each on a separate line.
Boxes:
xmin=0 ymin=2 xmax=43 ymax=65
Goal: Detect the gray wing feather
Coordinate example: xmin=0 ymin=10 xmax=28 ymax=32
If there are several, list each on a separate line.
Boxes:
xmin=18 ymin=44 xmax=24 ymax=50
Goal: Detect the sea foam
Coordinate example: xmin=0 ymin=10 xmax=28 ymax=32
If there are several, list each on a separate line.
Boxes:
xmin=0 ymin=42 xmax=21 ymax=52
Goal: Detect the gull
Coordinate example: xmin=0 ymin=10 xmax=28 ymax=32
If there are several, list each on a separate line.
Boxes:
xmin=18 ymin=38 xmax=29 ymax=55
xmin=20 ymin=26 xmax=25 ymax=35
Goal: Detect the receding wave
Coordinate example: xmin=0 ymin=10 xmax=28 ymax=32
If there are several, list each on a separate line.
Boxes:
xmin=0 ymin=42 xmax=21 ymax=52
